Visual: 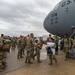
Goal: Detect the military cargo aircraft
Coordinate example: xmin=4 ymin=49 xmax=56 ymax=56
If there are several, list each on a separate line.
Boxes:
xmin=44 ymin=0 xmax=75 ymax=37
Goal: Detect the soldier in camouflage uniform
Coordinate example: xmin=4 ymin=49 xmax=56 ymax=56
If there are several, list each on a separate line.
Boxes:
xmin=35 ymin=37 xmax=44 ymax=63
xmin=17 ymin=36 xmax=24 ymax=59
xmin=0 ymin=34 xmax=10 ymax=72
xmin=46 ymin=38 xmax=57 ymax=65
xmin=73 ymin=35 xmax=75 ymax=49
xmin=0 ymin=51 xmax=3 ymax=72
xmin=46 ymin=34 xmax=52 ymax=55
xmin=21 ymin=36 xmax=27 ymax=55
xmin=63 ymin=34 xmax=73 ymax=60
xmin=2 ymin=36 xmax=11 ymax=69
xmin=25 ymin=33 xmax=35 ymax=63
xmin=11 ymin=37 xmax=16 ymax=51
xmin=72 ymin=32 xmax=75 ymax=49
xmin=0 ymin=37 xmax=3 ymax=72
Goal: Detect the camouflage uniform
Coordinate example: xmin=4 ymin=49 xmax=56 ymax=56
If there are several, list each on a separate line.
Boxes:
xmin=25 ymin=37 xmax=35 ymax=63
xmin=46 ymin=37 xmax=57 ymax=65
xmin=0 ymin=52 xmax=3 ymax=72
xmin=11 ymin=37 xmax=16 ymax=50
xmin=36 ymin=40 xmax=43 ymax=63
xmin=0 ymin=37 xmax=9 ymax=71
xmin=17 ymin=38 xmax=24 ymax=59
xmin=0 ymin=38 xmax=3 ymax=72
xmin=63 ymin=38 xmax=72 ymax=60
xmin=2 ymin=39 xmax=10 ymax=69
xmin=21 ymin=37 xmax=27 ymax=55
xmin=73 ymin=39 xmax=75 ymax=48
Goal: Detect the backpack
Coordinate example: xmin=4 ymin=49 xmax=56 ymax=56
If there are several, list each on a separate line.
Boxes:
xmin=47 ymin=47 xmax=53 ymax=54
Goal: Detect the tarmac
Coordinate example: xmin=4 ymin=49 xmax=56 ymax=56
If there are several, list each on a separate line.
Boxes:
xmin=1 ymin=45 xmax=75 ymax=75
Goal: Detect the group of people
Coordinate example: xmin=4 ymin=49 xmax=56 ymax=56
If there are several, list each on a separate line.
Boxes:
xmin=11 ymin=33 xmax=58 ymax=65
xmin=17 ymin=33 xmax=44 ymax=63
xmin=0 ymin=33 xmax=75 ymax=72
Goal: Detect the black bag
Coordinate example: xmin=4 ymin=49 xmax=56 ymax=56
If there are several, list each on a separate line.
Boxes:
xmin=47 ymin=47 xmax=52 ymax=54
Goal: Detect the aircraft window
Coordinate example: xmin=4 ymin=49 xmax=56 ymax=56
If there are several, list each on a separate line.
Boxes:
xmin=55 ymin=17 xmax=58 ymax=20
xmin=55 ymin=21 xmax=58 ymax=24
xmin=53 ymin=3 xmax=59 ymax=10
xmin=65 ymin=7 xmax=68 ymax=12
xmin=51 ymin=14 xmax=54 ymax=18
xmin=50 ymin=19 xmax=53 ymax=21
xmin=51 ymin=22 xmax=54 ymax=25
xmin=51 ymin=13 xmax=57 ymax=18
xmin=62 ymin=1 xmax=66 ymax=7
xmin=67 ymin=0 xmax=72 ymax=5
xmin=62 ymin=0 xmax=73 ymax=7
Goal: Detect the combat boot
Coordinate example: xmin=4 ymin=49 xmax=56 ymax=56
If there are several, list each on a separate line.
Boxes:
xmin=17 ymin=55 xmax=20 ymax=59
xmin=25 ymin=58 xmax=27 ymax=63
xmin=0 ymin=69 xmax=2 ymax=72
xmin=49 ymin=63 xmax=53 ymax=65
xmin=37 ymin=59 xmax=42 ymax=63
xmin=20 ymin=56 xmax=24 ymax=58
xmin=2 ymin=62 xmax=7 ymax=69
xmin=28 ymin=60 xmax=33 ymax=64
xmin=55 ymin=59 xmax=57 ymax=65
xmin=0 ymin=63 xmax=3 ymax=72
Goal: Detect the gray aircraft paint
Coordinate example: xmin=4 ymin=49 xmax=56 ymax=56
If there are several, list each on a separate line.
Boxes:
xmin=44 ymin=0 xmax=75 ymax=37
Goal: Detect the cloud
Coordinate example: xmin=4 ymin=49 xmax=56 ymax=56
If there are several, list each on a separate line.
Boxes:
xmin=0 ymin=0 xmax=61 ymax=37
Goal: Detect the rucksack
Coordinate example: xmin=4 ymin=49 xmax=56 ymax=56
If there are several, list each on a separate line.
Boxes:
xmin=47 ymin=47 xmax=53 ymax=54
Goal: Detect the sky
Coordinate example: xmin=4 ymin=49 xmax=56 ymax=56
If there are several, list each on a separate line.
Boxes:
xmin=0 ymin=0 xmax=61 ymax=37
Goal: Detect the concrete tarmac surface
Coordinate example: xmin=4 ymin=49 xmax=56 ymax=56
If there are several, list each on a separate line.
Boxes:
xmin=1 ymin=45 xmax=75 ymax=75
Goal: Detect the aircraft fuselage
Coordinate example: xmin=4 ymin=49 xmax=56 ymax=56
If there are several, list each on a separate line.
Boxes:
xmin=44 ymin=0 xmax=75 ymax=37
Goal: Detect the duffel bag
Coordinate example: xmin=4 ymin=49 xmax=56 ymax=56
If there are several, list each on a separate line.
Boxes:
xmin=3 ymin=44 xmax=10 ymax=52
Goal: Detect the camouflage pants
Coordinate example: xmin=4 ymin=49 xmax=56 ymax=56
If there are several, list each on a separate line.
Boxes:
xmin=64 ymin=47 xmax=69 ymax=60
xmin=49 ymin=54 xmax=57 ymax=65
xmin=11 ymin=44 xmax=16 ymax=50
xmin=22 ymin=47 xmax=25 ymax=55
xmin=25 ymin=48 xmax=34 ymax=63
xmin=25 ymin=50 xmax=31 ymax=63
xmin=0 ymin=52 xmax=3 ymax=72
xmin=33 ymin=47 xmax=41 ymax=62
xmin=17 ymin=48 xmax=23 ymax=58
xmin=30 ymin=48 xmax=34 ymax=58
xmin=2 ymin=51 xmax=7 ymax=69
xmin=36 ymin=48 xmax=40 ymax=61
